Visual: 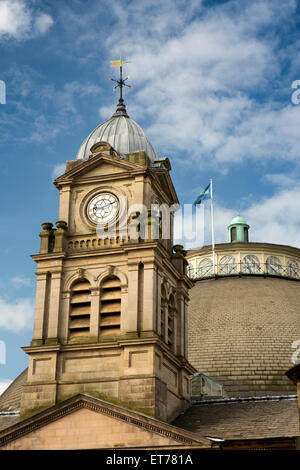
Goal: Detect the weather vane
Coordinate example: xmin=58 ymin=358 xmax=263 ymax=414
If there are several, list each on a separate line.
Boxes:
xmin=110 ymin=55 xmax=133 ymax=100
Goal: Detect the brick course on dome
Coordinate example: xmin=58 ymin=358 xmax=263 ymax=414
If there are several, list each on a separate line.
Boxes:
xmin=187 ymin=276 xmax=300 ymax=397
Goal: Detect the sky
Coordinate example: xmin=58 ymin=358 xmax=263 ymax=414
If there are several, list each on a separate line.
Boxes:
xmin=0 ymin=0 xmax=300 ymax=393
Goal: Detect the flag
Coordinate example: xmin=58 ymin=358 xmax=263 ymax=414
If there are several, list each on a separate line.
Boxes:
xmin=193 ymin=183 xmax=211 ymax=206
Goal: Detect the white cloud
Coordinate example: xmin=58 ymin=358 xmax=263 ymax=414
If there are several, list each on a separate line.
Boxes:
xmin=0 ymin=297 xmax=34 ymax=332
xmin=99 ymin=0 xmax=300 ymax=169
xmin=264 ymin=173 xmax=298 ymax=188
xmin=34 ymin=13 xmax=53 ymax=35
xmin=175 ymin=186 xmax=300 ymax=249
xmin=11 ymin=275 xmax=32 ymax=288
xmin=0 ymin=0 xmax=53 ymax=40
xmin=0 ymin=0 xmax=31 ymax=39
xmin=245 ymin=188 xmax=300 ymax=247
xmin=0 ymin=379 xmax=11 ymax=395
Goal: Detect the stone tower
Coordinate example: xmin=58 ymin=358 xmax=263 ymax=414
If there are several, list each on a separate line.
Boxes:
xmin=20 ymin=96 xmax=195 ymax=422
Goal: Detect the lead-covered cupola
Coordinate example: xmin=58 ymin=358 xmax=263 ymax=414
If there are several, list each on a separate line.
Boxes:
xmin=76 ymin=56 xmax=158 ymax=163
xmin=76 ymin=97 xmax=157 ymax=162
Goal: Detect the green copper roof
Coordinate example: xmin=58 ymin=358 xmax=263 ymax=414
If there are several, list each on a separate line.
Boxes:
xmin=228 ymin=215 xmax=248 ymax=226
xmin=227 ymin=214 xmax=250 ymax=243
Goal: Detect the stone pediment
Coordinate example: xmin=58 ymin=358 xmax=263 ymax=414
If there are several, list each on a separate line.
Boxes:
xmin=150 ymin=169 xmax=179 ymax=205
xmin=0 ymin=394 xmax=212 ymax=450
xmin=54 ymin=153 xmax=146 ymax=187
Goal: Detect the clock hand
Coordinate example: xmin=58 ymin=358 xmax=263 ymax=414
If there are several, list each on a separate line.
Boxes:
xmin=94 ymin=200 xmax=117 ymax=216
xmin=96 ymin=201 xmax=115 ymax=209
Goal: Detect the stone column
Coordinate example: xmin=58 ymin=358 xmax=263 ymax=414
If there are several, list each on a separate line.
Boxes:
xmin=31 ymin=273 xmax=49 ymax=346
xmin=58 ymin=185 xmax=71 ymax=226
xmin=156 ymin=270 xmax=162 ymax=336
xmin=46 ymin=271 xmax=62 ymax=344
xmin=59 ymin=291 xmax=71 ymax=343
xmin=124 ymin=262 xmax=139 ymax=335
xmin=164 ymin=303 xmax=169 ymax=344
xmin=142 ymin=262 xmax=157 ymax=333
xmin=178 ymin=293 xmax=185 ymax=357
xmin=172 ymin=312 xmax=177 ymax=355
xmin=184 ymin=298 xmax=188 ymax=358
xmin=90 ymin=288 xmax=100 ymax=341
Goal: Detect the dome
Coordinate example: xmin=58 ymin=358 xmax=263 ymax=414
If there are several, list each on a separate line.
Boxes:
xmin=227 ymin=214 xmax=250 ymax=243
xmin=188 ymin=276 xmax=299 ymax=397
xmin=228 ymin=215 xmax=248 ymax=226
xmin=76 ymin=99 xmax=158 ymax=162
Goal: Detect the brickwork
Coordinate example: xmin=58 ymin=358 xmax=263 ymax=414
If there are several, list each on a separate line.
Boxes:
xmin=188 ymin=277 xmax=300 ymax=397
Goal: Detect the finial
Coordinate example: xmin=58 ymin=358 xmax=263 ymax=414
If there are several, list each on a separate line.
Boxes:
xmin=110 ymin=55 xmax=133 ymax=117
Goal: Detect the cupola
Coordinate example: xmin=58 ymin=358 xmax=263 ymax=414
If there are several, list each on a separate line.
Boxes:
xmin=227 ymin=215 xmax=250 ymax=243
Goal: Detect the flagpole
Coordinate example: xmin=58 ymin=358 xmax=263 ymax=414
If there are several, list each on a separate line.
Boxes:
xmin=210 ymin=178 xmax=216 ymax=276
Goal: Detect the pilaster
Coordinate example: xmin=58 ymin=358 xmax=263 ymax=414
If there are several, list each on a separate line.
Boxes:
xmin=46 ymin=271 xmax=63 ymax=343
xmin=142 ymin=262 xmax=157 ymax=332
xmin=124 ymin=263 xmax=139 ymax=335
xmin=58 ymin=185 xmax=71 ymax=226
xmin=31 ymin=273 xmax=49 ymax=345
xmin=90 ymin=288 xmax=100 ymax=340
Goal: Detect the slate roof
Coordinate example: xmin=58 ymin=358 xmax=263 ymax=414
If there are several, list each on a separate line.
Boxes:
xmin=0 ymin=369 xmax=27 ymax=412
xmin=0 ymin=414 xmax=20 ymax=432
xmin=0 ymin=369 xmax=299 ymax=446
xmin=173 ymin=395 xmax=300 ymax=441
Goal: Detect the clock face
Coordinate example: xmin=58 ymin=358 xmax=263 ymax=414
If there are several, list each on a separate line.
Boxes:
xmin=86 ymin=192 xmax=119 ymax=225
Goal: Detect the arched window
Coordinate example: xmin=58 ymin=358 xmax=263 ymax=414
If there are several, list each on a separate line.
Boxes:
xmin=69 ymin=279 xmax=91 ymax=340
xmin=187 ymin=264 xmax=196 ymax=280
xmin=242 ymin=255 xmax=260 ymax=274
xmin=244 ymin=227 xmax=249 ymax=242
xmin=266 ymin=256 xmax=282 ymax=275
xmin=99 ymin=276 xmax=121 ymax=338
xmin=198 ymin=258 xmax=213 ymax=278
xmin=219 ymin=255 xmax=238 ymax=275
xmin=230 ymin=227 xmax=237 ymax=242
xmin=286 ymin=260 xmax=299 ymax=279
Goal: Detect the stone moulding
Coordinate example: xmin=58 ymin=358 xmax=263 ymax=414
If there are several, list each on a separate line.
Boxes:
xmin=0 ymin=394 xmax=210 ymax=449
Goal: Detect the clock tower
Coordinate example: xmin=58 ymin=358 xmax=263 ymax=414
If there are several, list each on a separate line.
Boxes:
xmin=20 ymin=78 xmax=195 ymax=422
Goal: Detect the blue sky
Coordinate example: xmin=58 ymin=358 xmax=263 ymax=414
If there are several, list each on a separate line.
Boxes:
xmin=0 ymin=0 xmax=300 ymax=391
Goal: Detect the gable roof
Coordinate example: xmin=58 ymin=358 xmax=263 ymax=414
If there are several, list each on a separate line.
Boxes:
xmin=0 ymin=393 xmax=212 ymax=450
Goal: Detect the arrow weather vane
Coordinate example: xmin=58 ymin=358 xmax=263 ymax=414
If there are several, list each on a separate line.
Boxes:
xmin=110 ymin=55 xmax=133 ymax=100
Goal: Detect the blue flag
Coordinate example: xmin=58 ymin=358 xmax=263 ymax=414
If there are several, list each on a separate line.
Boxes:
xmin=193 ymin=183 xmax=211 ymax=206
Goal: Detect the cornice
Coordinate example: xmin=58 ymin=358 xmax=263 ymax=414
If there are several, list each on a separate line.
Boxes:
xmin=22 ymin=337 xmax=196 ymax=373
xmin=0 ymin=394 xmax=210 ymax=449
xmin=186 ymin=242 xmax=300 ymax=259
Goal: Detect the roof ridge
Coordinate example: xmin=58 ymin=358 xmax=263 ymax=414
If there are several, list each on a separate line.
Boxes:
xmin=191 ymin=394 xmax=298 ymax=405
